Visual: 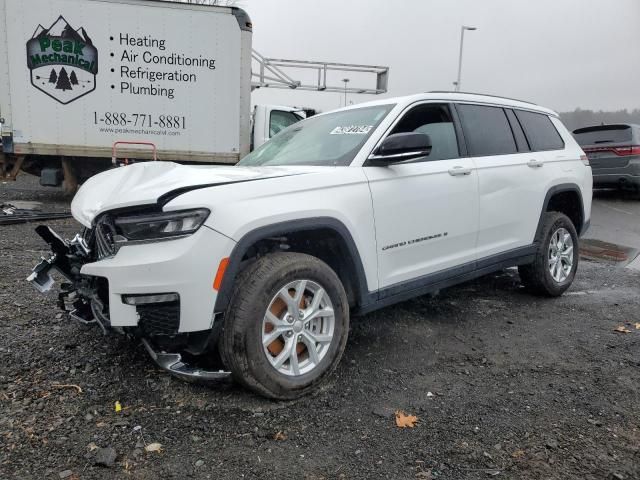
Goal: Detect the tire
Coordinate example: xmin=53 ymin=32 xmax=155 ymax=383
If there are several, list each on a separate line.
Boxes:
xmin=219 ymin=252 xmax=350 ymax=400
xmin=518 ymin=212 xmax=579 ymax=297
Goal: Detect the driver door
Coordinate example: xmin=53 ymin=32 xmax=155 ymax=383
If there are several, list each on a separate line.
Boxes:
xmin=363 ymin=102 xmax=479 ymax=290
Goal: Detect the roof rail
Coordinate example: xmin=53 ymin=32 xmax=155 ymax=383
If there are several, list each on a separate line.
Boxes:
xmin=427 ymin=91 xmax=538 ymax=106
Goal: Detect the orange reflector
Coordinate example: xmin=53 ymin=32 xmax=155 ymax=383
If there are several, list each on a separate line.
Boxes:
xmin=213 ymin=257 xmax=230 ymax=291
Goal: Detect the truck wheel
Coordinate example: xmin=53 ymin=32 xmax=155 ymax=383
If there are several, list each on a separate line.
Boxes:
xmin=518 ymin=212 xmax=579 ymax=297
xmin=220 ymin=252 xmax=349 ymax=399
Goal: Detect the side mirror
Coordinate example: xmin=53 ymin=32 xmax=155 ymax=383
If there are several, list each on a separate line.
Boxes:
xmin=368 ymin=132 xmax=432 ymax=164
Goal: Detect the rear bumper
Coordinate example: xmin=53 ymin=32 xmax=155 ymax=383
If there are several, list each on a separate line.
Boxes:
xmin=80 ymin=226 xmax=236 ymax=333
xmin=592 ymin=160 xmax=640 ymax=188
xmin=593 ymin=173 xmax=640 ymax=188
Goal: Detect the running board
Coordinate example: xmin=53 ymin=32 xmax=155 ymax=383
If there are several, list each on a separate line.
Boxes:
xmin=141 ymin=339 xmax=231 ymax=383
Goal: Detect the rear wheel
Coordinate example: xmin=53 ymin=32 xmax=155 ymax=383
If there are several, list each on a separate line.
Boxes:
xmin=519 ymin=212 xmax=579 ymax=296
xmin=220 ymin=252 xmax=349 ymax=399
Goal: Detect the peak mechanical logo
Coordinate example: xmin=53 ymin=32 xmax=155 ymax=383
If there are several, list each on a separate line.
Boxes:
xmin=26 ymin=15 xmax=99 ymax=105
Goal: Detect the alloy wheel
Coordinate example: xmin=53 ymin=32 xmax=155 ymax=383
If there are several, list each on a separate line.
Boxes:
xmin=548 ymin=227 xmax=574 ymax=283
xmin=262 ymin=280 xmax=335 ymax=377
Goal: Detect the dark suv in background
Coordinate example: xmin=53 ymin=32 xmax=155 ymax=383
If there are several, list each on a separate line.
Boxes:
xmin=573 ymin=124 xmax=640 ymax=192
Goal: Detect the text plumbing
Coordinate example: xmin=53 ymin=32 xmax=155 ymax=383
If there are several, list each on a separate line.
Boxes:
xmin=114 ymin=33 xmax=217 ymax=100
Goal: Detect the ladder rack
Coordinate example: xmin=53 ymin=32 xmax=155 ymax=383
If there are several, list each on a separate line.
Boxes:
xmin=252 ymin=49 xmax=389 ymax=95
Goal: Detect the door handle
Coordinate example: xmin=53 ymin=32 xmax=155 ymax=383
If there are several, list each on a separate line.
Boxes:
xmin=527 ymin=159 xmax=544 ymax=168
xmin=448 ymin=166 xmax=472 ymax=176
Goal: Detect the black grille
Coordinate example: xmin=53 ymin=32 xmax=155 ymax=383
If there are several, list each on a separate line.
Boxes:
xmin=138 ymin=301 xmax=180 ymax=337
xmin=94 ymin=215 xmax=117 ymax=259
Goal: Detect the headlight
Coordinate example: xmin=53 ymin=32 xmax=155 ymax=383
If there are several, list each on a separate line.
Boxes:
xmin=114 ymin=208 xmax=210 ymax=241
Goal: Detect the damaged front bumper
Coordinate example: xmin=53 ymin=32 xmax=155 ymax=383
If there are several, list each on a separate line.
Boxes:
xmin=27 ymin=225 xmax=232 ymax=383
xmin=142 ymin=339 xmax=230 ymax=382
xmin=26 ymin=225 xmax=111 ymax=331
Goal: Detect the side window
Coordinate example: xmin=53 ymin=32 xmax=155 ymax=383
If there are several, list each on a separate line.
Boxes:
xmin=514 ymin=110 xmax=565 ymax=151
xmin=388 ymin=103 xmax=460 ymax=161
xmin=505 ymin=109 xmax=530 ymax=152
xmin=270 ymin=110 xmax=302 ymax=138
xmin=457 ymin=104 xmax=518 ymax=156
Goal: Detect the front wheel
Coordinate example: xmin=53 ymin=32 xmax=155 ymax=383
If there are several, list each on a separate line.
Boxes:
xmin=220 ymin=252 xmax=349 ymax=399
xmin=519 ymin=212 xmax=579 ymax=297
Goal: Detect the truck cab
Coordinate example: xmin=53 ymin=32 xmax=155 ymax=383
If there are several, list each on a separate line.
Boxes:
xmin=251 ymin=105 xmax=306 ymax=150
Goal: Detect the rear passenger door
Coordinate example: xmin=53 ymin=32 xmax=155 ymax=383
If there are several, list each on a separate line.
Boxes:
xmin=455 ymin=103 xmax=552 ymax=261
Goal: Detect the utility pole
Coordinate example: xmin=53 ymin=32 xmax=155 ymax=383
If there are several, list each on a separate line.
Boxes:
xmin=455 ymin=25 xmax=477 ymax=92
xmin=342 ymin=78 xmax=350 ymax=106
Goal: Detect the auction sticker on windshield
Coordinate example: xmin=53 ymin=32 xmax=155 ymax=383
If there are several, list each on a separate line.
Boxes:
xmin=330 ymin=125 xmax=374 ymax=135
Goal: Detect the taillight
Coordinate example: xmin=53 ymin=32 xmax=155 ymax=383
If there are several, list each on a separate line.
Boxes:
xmin=613 ymin=146 xmax=640 ymax=156
xmin=580 ymin=154 xmax=590 ymax=166
xmin=582 ymin=145 xmax=640 ymax=156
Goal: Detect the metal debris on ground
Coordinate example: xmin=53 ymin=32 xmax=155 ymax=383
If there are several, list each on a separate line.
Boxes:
xmin=0 ymin=202 xmax=71 ymax=225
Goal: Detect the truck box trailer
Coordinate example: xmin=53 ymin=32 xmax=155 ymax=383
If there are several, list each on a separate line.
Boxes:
xmin=0 ymin=0 xmax=253 ymax=166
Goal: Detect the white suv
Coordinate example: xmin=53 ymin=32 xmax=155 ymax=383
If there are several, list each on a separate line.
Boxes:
xmin=29 ymin=92 xmax=593 ymax=399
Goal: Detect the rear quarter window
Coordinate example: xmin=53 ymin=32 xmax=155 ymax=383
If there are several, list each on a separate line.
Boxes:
xmin=456 ymin=104 xmax=518 ymax=156
xmin=515 ymin=110 xmax=565 ymax=151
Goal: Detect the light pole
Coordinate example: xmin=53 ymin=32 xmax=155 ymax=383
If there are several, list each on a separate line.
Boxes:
xmin=455 ymin=25 xmax=477 ymax=92
xmin=342 ymin=78 xmax=350 ymax=106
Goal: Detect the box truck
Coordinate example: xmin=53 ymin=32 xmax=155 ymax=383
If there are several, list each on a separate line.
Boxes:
xmin=0 ymin=0 xmax=251 ymax=185
xmin=0 ymin=0 xmax=388 ymax=189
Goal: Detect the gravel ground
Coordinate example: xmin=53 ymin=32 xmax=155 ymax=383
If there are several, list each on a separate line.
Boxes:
xmin=1 ymin=175 xmax=640 ymax=480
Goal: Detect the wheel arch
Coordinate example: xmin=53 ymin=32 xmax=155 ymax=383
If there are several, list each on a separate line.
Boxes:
xmin=536 ymin=183 xmax=587 ymax=239
xmin=213 ymin=217 xmax=371 ymax=314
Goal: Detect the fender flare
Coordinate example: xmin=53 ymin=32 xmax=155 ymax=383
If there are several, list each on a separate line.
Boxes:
xmin=213 ymin=217 xmax=371 ymax=314
xmin=535 ymin=183 xmax=587 ymax=239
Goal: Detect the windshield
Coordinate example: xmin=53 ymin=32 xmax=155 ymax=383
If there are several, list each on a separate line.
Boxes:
xmin=239 ymin=104 xmax=394 ymax=167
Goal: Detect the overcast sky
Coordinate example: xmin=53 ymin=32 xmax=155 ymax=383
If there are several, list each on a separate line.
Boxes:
xmin=244 ymin=0 xmax=640 ymax=113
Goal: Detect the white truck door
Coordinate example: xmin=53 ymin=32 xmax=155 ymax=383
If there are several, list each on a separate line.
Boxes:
xmin=364 ymin=102 xmax=479 ymax=289
xmin=252 ymin=106 xmax=303 ymax=150
xmin=455 ymin=104 xmax=553 ymax=260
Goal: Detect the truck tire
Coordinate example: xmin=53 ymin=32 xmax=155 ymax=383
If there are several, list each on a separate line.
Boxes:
xmin=220 ymin=252 xmax=349 ymax=399
xmin=518 ymin=212 xmax=579 ymax=297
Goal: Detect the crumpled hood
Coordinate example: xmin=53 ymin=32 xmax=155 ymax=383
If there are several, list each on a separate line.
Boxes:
xmin=71 ymin=162 xmax=314 ymax=227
